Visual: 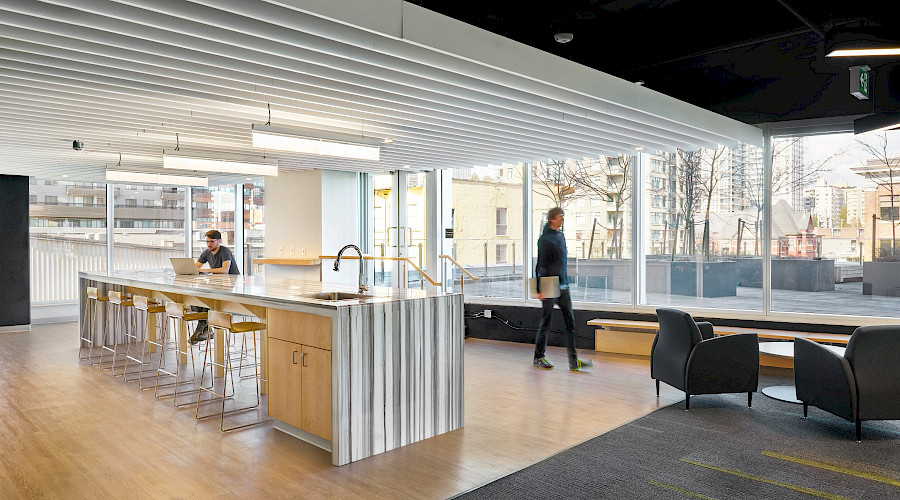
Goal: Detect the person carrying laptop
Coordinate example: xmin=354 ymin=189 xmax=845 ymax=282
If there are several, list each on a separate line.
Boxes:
xmin=190 ymin=229 xmax=240 ymax=343
xmin=532 ymin=207 xmax=593 ymax=372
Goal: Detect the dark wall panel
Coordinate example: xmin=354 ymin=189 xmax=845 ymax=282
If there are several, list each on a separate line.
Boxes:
xmin=463 ymin=303 xmax=857 ymax=351
xmin=0 ymin=175 xmax=30 ymax=327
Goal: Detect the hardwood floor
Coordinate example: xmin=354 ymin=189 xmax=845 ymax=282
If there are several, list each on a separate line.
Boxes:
xmin=0 ymin=323 xmax=681 ymax=499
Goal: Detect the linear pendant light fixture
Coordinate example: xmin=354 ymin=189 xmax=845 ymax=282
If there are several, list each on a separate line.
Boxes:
xmin=825 ymin=29 xmax=900 ymax=57
xmin=106 ymin=169 xmax=208 ymax=187
xmin=163 ymin=153 xmax=279 ymax=176
xmin=251 ymin=124 xmax=381 ymax=161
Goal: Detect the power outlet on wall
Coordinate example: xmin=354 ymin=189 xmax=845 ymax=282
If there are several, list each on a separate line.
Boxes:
xmin=301 ymin=248 xmax=306 ymax=256
xmin=278 ymin=246 xmax=284 ymax=254
xmin=484 ymin=309 xmax=492 ymax=318
xmin=290 ymin=247 xmax=295 ymax=255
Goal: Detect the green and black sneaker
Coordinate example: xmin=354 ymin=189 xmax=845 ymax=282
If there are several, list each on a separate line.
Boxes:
xmin=533 ymin=357 xmax=554 ymax=369
xmin=570 ymin=358 xmax=593 ymax=372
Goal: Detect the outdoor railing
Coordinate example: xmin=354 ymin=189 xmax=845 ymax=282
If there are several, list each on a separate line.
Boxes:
xmin=439 ymin=254 xmax=480 ymax=294
xmin=30 ymin=236 xmax=183 ymax=304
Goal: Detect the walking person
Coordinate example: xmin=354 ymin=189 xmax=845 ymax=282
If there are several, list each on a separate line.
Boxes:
xmin=532 ymin=207 xmax=593 ymax=371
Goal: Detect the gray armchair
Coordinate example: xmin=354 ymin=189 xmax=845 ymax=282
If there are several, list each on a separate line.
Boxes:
xmin=794 ymin=325 xmax=900 ymax=441
xmin=651 ymin=308 xmax=759 ymax=410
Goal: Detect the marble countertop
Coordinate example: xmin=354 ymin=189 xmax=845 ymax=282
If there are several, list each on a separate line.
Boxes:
xmin=79 ymin=269 xmax=453 ymax=309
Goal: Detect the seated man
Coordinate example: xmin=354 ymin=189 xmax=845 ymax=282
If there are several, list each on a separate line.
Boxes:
xmin=190 ymin=229 xmax=241 ymax=343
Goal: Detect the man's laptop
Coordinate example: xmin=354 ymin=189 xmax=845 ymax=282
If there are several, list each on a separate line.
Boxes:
xmin=170 ymin=257 xmax=200 ymax=275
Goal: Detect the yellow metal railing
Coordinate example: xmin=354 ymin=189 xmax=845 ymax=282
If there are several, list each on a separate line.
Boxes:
xmin=439 ymin=254 xmax=480 ymax=294
xmin=319 ymin=255 xmax=439 ymax=288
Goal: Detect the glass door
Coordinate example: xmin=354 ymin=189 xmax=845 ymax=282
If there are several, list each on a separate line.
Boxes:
xmin=371 ymin=171 xmax=429 ymax=289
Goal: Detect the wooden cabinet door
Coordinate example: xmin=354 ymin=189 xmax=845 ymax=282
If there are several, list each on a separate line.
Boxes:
xmin=266 ymin=308 xmax=332 ymax=350
xmin=267 ymin=338 xmax=303 ymax=430
xmin=300 ymin=345 xmax=332 ymax=441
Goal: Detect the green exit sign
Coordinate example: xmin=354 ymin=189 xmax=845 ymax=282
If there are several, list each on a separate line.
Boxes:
xmin=850 ymin=65 xmax=871 ymax=100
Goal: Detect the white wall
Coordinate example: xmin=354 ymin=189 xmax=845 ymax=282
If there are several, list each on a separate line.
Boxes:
xmin=264 ymin=170 xmax=323 ymax=280
xmin=264 ymin=169 xmax=362 ymax=283
xmin=320 ymin=170 xmax=362 ymax=286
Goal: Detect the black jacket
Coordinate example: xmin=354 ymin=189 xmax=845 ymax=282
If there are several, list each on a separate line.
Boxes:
xmin=535 ymin=224 xmax=568 ymax=292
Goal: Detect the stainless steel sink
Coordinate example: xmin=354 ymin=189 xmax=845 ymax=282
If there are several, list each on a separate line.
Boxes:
xmin=308 ymin=291 xmax=370 ymax=301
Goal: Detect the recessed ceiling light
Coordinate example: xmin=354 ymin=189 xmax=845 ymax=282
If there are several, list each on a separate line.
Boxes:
xmin=61 ymin=174 xmax=69 ymax=178
xmin=383 ymin=138 xmax=394 ymax=144
xmin=635 ymin=146 xmax=644 ymax=151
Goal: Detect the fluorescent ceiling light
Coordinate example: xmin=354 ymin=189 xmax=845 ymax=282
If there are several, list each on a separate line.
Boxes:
xmin=252 ymin=124 xmax=381 ymax=161
xmin=827 ymin=48 xmax=900 ymax=57
xmin=163 ymin=154 xmax=278 ymax=176
xmin=106 ymin=169 xmax=208 ymax=187
xmin=854 ymin=113 xmax=900 ymax=135
xmin=825 ymin=29 xmax=900 ymax=57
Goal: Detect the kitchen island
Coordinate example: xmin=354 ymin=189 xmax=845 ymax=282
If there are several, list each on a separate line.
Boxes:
xmin=78 ymin=270 xmax=465 ymax=466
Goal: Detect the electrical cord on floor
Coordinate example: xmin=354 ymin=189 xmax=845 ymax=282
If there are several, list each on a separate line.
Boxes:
xmin=465 ymin=310 xmax=594 ymax=340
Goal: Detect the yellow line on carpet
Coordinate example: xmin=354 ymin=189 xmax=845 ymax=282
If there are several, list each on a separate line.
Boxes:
xmin=763 ymin=451 xmax=900 ymax=487
xmin=649 ymin=480 xmax=719 ymax=499
xmin=682 ymin=459 xmax=853 ymax=500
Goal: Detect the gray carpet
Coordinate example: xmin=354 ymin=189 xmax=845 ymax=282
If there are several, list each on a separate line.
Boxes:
xmin=455 ymin=371 xmax=900 ymax=500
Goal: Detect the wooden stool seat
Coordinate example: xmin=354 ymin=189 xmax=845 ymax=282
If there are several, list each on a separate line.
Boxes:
xmin=230 ymin=321 xmax=266 ymax=334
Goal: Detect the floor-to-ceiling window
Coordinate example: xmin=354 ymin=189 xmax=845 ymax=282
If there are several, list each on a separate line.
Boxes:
xmin=529 ymin=157 xmax=634 ymax=304
xmin=243 ymin=181 xmax=265 ymax=275
xmin=770 ymin=129 xmax=900 ymax=318
xmin=29 ymin=180 xmax=107 ymax=303
xmin=191 ymin=185 xmax=236 ymax=264
xmin=113 ymin=185 xmax=186 ymax=270
xmin=450 ymin=163 xmax=524 ymax=298
xmin=641 ymin=144 xmax=764 ymax=311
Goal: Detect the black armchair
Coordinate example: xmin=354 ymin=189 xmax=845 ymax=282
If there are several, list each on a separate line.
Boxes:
xmin=651 ymin=308 xmax=759 ymax=410
xmin=794 ymin=325 xmax=900 ymax=441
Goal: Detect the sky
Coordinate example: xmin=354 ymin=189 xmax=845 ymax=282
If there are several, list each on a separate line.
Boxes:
xmin=804 ymin=129 xmax=900 ymax=187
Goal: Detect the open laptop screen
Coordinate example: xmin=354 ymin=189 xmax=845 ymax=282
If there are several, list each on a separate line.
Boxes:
xmin=170 ymin=257 xmax=199 ymax=275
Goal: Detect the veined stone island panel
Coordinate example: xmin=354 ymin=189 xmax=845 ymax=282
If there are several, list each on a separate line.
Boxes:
xmin=332 ymin=294 xmax=465 ymax=465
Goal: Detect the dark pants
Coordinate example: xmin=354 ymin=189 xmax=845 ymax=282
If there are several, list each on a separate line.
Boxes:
xmin=533 ymin=288 xmax=577 ymax=366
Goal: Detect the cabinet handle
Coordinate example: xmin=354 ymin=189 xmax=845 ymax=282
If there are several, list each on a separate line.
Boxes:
xmin=292 ymin=350 xmax=298 ymax=364
xmin=301 ymin=352 xmax=308 ymax=367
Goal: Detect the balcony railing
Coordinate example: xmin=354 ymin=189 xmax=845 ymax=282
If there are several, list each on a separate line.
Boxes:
xmin=30 ymin=235 xmax=184 ymax=304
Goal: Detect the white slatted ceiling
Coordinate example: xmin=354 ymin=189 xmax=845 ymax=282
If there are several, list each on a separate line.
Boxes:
xmin=0 ymin=0 xmax=762 ymax=185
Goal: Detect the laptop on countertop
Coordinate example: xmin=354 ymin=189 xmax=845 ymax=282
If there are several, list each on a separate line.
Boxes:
xmin=170 ymin=257 xmax=200 ymax=275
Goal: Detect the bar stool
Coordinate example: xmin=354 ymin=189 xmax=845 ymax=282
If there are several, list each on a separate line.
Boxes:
xmin=124 ymin=295 xmax=166 ymax=389
xmin=79 ymin=286 xmax=108 ymax=364
xmin=155 ymin=301 xmax=207 ymax=407
xmin=99 ymin=290 xmax=134 ymax=377
xmin=196 ymin=310 xmax=269 ymax=432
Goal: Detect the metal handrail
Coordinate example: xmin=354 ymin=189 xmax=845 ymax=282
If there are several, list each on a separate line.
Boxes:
xmin=439 ymin=254 xmax=480 ymax=294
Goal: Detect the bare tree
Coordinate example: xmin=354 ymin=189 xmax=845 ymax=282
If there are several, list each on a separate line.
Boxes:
xmin=570 ymin=155 xmax=632 ymax=258
xmin=743 ymin=137 xmax=838 ymax=253
xmin=856 ymin=132 xmax=900 ymax=255
xmin=696 ymin=146 xmax=729 ymax=258
xmin=531 ymin=159 xmax=579 ymax=208
xmin=675 ymin=148 xmax=703 ymax=256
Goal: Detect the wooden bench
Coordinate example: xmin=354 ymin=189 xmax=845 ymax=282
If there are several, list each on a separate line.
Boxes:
xmin=587 ymin=318 xmax=851 ymax=368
